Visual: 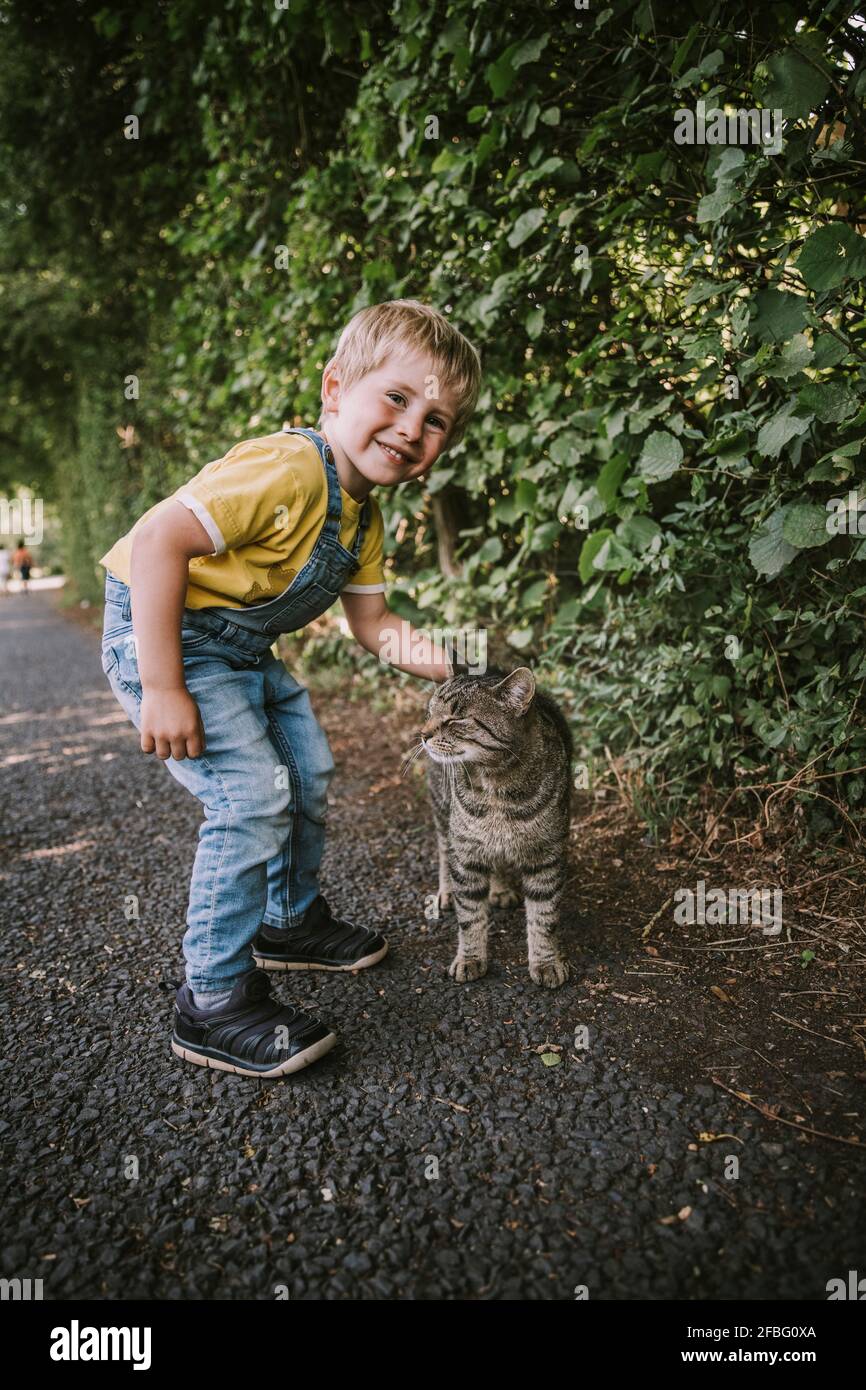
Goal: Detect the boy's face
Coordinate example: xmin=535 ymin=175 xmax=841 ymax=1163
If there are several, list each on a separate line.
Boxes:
xmin=321 ymin=349 xmax=460 ymax=496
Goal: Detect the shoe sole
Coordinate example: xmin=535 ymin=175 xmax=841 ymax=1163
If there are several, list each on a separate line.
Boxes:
xmin=171 ymin=1030 xmax=338 ymax=1078
xmin=252 ymin=942 xmax=389 ymax=972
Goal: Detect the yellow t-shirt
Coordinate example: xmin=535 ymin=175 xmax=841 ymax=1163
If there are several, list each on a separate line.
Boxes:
xmin=99 ymin=430 xmax=386 ymax=609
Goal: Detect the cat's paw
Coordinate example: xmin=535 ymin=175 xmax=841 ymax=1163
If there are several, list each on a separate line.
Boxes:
xmin=489 ymin=883 xmax=520 ymax=908
xmin=529 ymin=955 xmax=570 ymax=989
xmin=437 ymin=888 xmax=453 ymax=912
xmin=449 ymin=954 xmax=488 ymax=983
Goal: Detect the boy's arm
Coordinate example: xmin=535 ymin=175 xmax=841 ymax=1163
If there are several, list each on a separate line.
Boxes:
xmin=341 ymin=592 xmax=450 ymax=682
xmin=128 ymin=501 xmax=214 ymax=759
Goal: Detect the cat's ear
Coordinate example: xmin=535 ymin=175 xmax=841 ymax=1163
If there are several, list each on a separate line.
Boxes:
xmin=492 ymin=667 xmax=535 ymax=714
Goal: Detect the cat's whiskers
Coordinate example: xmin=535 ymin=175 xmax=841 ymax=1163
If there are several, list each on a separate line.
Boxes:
xmin=460 ymin=759 xmax=477 ymax=795
xmin=400 ymin=742 xmax=426 ymax=778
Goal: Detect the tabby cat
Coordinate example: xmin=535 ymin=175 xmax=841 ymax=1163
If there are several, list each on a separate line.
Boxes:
xmin=421 ymin=664 xmax=572 ymax=988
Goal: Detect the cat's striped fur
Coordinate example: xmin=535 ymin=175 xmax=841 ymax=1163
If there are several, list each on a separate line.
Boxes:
xmin=422 ymin=665 xmax=572 ymax=988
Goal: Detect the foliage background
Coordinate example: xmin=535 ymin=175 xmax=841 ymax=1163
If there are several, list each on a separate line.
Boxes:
xmin=1 ymin=0 xmax=864 ymax=839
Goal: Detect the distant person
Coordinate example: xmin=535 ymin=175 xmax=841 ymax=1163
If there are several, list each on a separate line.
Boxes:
xmin=0 ymin=544 xmax=10 ymax=596
xmin=12 ymin=540 xmax=33 ymax=593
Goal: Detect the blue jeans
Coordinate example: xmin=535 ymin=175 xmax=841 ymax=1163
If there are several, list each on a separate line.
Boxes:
xmin=100 ymin=589 xmax=336 ymax=994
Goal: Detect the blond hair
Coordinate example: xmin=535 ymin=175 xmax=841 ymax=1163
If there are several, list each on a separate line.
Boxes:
xmin=317 ymin=298 xmax=481 ymax=447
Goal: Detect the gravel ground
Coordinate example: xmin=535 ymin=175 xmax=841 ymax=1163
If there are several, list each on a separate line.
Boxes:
xmin=1 ymin=588 xmax=864 ymax=1301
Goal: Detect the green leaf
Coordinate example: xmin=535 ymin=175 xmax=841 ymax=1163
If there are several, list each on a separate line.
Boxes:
xmin=675 ymin=47 xmax=723 ymax=89
xmin=525 ymin=306 xmax=545 ymax=339
xmin=530 ymin=520 xmax=562 ymax=551
xmin=596 ymin=455 xmax=628 ymax=506
xmin=618 ymin=515 xmax=660 ymax=551
xmin=671 ymin=23 xmax=700 ymax=77
xmin=472 ymin=272 xmax=514 ymax=327
xmin=494 ymin=493 xmax=518 ymax=524
xmin=486 ymin=35 xmax=549 ymax=99
xmin=764 ymin=333 xmax=813 ymax=379
xmin=637 ymin=431 xmax=683 ymax=482
xmin=696 ymin=187 xmax=735 ymax=224
xmin=748 ymin=508 xmax=799 ymax=577
xmin=797 ymin=380 xmax=858 ymax=425
xmin=710 ymin=148 xmax=747 ymax=182
xmin=513 ymin=478 xmax=538 ymax=514
xmin=512 ymin=35 xmax=550 ymax=70
xmin=486 ymin=53 xmax=516 ymax=99
xmin=579 ymin=529 xmax=613 ymax=582
xmin=761 ymin=49 xmax=831 ymax=120
xmin=628 ymin=398 xmax=669 ymax=434
xmin=812 ymin=335 xmax=850 ymax=369
xmin=552 ymin=598 xmax=580 ymax=630
xmin=685 ymin=280 xmax=729 ymax=306
xmin=424 ymin=468 xmax=456 ymax=494
xmin=521 ymin=579 xmax=549 ymax=607
xmin=508 ymin=208 xmax=546 ymax=248
xmin=539 ymin=1052 xmax=561 ymax=1067
xmin=522 ymin=101 xmax=540 ymax=139
xmin=431 ymin=147 xmax=459 ymax=174
xmin=506 ymin=627 xmax=535 ymax=650
xmin=796 ymin=224 xmax=866 ymax=292
xmin=550 ymin=431 xmax=591 ymax=466
xmin=755 ymin=404 xmax=812 ymax=459
xmin=781 ymin=502 xmax=830 ymax=550
xmin=751 ymin=288 xmax=808 ymax=343
xmin=477 ymin=537 xmax=503 ymax=564
xmin=593 ymin=534 xmax=635 ymax=571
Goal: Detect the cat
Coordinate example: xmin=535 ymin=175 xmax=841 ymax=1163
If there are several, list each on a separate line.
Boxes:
xmin=421 ymin=663 xmax=573 ymax=988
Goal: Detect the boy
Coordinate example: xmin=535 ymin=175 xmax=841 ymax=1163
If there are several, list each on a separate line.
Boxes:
xmin=98 ymin=299 xmax=481 ymax=1078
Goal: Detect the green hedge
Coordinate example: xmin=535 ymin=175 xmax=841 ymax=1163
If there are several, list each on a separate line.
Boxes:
xmin=2 ymin=0 xmax=864 ymax=835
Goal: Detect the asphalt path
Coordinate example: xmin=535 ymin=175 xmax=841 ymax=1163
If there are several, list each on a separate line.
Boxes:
xmin=0 ymin=589 xmax=863 ymax=1300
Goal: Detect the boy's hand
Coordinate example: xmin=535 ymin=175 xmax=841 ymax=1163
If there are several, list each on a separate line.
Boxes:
xmin=140 ymin=688 xmax=206 ymax=760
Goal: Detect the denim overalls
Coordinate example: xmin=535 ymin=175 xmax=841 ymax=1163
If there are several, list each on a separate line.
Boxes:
xmin=100 ymin=428 xmax=372 ymax=994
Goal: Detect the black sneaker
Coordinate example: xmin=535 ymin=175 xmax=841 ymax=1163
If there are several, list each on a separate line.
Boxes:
xmin=252 ymin=894 xmax=388 ymax=973
xmin=171 ymin=969 xmax=337 ymax=1078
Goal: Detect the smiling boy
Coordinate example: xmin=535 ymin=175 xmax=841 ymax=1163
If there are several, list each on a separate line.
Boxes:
xmin=98 ymin=299 xmax=481 ymax=1078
